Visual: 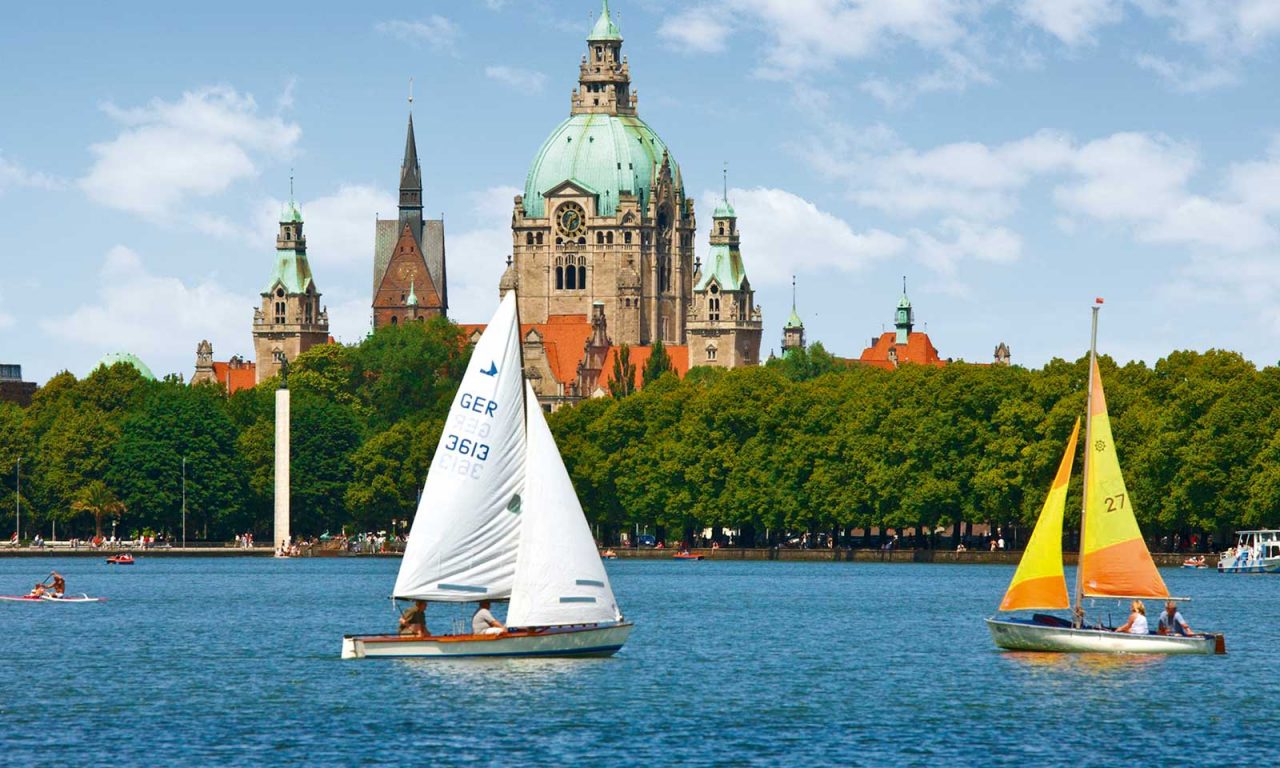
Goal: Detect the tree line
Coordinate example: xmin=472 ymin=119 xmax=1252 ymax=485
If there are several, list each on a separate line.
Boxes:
xmin=2 ymin=318 xmax=1276 ymax=549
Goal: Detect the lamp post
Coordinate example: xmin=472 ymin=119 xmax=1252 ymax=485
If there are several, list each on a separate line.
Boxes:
xmin=182 ymin=456 xmax=187 ymax=548
xmin=13 ymin=458 xmax=19 ymax=546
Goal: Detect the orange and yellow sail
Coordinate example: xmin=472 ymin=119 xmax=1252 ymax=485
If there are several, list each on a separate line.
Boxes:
xmin=1079 ymin=360 xmax=1169 ymax=599
xmin=998 ymin=419 xmax=1079 ymax=612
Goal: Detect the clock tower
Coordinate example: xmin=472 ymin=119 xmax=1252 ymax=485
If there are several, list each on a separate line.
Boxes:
xmin=508 ymin=0 xmax=695 ymax=346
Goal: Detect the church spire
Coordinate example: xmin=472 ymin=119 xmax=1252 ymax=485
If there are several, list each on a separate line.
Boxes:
xmin=397 ymin=86 xmax=424 ymax=245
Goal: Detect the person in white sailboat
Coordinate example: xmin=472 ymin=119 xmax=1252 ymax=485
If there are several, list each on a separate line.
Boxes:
xmin=1157 ymin=601 xmax=1192 ymax=636
xmin=1114 ymin=600 xmax=1148 ymax=634
xmin=472 ymin=600 xmax=506 ymax=636
xmin=398 ymin=600 xmax=429 ymax=637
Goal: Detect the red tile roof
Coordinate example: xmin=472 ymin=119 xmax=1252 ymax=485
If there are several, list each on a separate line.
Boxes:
xmin=858 ymin=332 xmax=945 ymax=370
xmin=595 ymin=344 xmax=689 ymax=391
xmin=210 ymin=361 xmax=257 ymax=394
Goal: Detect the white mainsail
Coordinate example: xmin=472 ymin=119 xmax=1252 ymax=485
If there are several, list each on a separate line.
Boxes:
xmin=392 ymin=292 xmax=526 ymax=601
xmin=506 ymin=381 xmax=622 ymax=628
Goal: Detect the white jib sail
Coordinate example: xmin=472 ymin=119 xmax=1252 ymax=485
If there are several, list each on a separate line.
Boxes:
xmin=506 ymin=380 xmax=622 ymax=628
xmin=393 ymin=292 xmax=526 ymax=601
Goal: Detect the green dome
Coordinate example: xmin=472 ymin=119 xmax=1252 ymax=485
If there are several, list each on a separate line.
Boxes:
xmin=713 ymin=198 xmax=735 ymax=218
xmin=96 ymin=351 xmax=156 ymax=381
xmin=523 ymin=113 xmax=679 ymax=219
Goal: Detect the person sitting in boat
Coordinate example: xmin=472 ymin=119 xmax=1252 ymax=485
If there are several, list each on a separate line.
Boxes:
xmin=472 ymin=600 xmax=506 ymax=636
xmin=1157 ymin=601 xmax=1192 ymax=636
xmin=49 ymin=571 xmax=65 ymax=597
xmin=398 ymin=600 xmax=429 ymax=637
xmin=1114 ymin=600 xmax=1148 ymax=634
xmin=28 ymin=582 xmax=47 ymax=597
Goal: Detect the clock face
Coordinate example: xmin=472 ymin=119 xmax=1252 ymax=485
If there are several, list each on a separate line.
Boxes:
xmin=556 ymin=203 xmax=585 ymax=238
xmin=397 ymin=264 xmax=416 ymax=282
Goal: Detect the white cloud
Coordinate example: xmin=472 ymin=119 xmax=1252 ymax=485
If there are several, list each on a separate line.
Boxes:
xmin=445 ymin=185 xmax=522 ymax=323
xmin=484 ymin=66 xmax=547 ymax=92
xmin=257 ymin=184 xmax=396 ymax=271
xmin=375 ymin=17 xmax=460 ymax=52
xmin=659 ymin=8 xmax=732 ymax=53
xmin=0 ymin=153 xmax=63 ymax=191
xmin=1019 ymin=0 xmax=1123 ymax=46
xmin=41 ymin=246 xmax=248 ymax=379
xmin=80 ymin=86 xmax=299 ymax=218
xmin=910 ymin=218 xmax=1022 ymax=277
xmin=1134 ymin=53 xmax=1238 ymax=91
xmin=698 ymin=187 xmax=906 ymax=286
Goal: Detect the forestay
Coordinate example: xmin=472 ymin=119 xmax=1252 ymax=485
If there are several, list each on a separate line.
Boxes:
xmin=506 ymin=381 xmax=621 ymax=628
xmin=393 ymin=292 xmax=526 ymax=601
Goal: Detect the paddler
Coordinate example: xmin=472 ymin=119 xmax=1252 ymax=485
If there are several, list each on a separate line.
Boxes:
xmin=49 ymin=571 xmax=65 ymax=597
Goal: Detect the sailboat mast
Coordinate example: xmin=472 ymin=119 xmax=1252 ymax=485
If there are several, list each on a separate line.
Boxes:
xmin=1073 ymin=301 xmax=1101 ymax=627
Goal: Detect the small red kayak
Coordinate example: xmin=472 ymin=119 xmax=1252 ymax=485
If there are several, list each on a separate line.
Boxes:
xmin=673 ymin=552 xmax=704 ymax=560
xmin=107 ymin=554 xmax=134 ymax=565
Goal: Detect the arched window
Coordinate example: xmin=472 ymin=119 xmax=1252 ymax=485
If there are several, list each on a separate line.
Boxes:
xmin=565 ymin=262 xmax=577 ymax=290
xmin=707 ymin=345 xmax=717 ymax=361
xmin=390 ymin=316 xmax=398 ymax=326
xmin=606 ymin=231 xmax=614 ymax=244
xmin=718 ymin=223 xmax=725 ymax=235
xmin=578 ymin=236 xmax=586 ymax=245
xmin=274 ymin=301 xmax=286 ymax=324
xmin=536 ymin=232 xmax=544 ymax=245
xmin=555 ymin=257 xmax=564 ymax=290
xmin=709 ymin=296 xmax=720 ymax=322
xmin=577 ymin=258 xmax=587 ymax=290
xmin=624 ymin=231 xmax=632 ymax=244
xmin=526 ymin=232 xmax=534 ymax=245
xmin=416 ymin=316 xmax=424 ymax=323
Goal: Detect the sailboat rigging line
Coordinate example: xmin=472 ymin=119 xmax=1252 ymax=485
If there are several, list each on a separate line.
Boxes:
xmin=1073 ymin=302 xmax=1100 ymax=629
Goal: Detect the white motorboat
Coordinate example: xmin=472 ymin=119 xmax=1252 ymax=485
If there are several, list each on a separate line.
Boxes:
xmin=1216 ymin=530 xmax=1280 ymax=573
xmin=342 ymin=292 xmax=632 ymax=660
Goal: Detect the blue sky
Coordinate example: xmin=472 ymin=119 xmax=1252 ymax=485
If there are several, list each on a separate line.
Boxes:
xmin=2 ymin=0 xmax=1279 ymax=384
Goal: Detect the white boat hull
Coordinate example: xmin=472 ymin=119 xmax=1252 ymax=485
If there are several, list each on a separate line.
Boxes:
xmin=986 ymin=617 xmax=1223 ymax=655
xmin=342 ymin=622 xmax=633 ymax=660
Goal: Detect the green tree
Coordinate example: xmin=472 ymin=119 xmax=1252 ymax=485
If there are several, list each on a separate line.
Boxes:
xmin=609 ymin=344 xmax=636 ymax=399
xmin=71 ymin=480 xmax=126 ymax=538
xmin=642 ymin=340 xmax=673 ymax=385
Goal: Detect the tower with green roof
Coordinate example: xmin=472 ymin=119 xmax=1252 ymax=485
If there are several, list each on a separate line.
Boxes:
xmin=509 ymin=0 xmax=696 ymax=349
xmin=895 ymin=276 xmax=914 ymax=346
xmin=253 ymin=189 xmax=329 ymax=384
xmin=782 ymin=275 xmax=805 ymax=355
xmin=688 ymin=170 xmax=763 ymax=367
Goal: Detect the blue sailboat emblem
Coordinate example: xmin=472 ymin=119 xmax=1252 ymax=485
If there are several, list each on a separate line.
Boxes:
xmin=480 ymin=361 xmax=498 ymax=377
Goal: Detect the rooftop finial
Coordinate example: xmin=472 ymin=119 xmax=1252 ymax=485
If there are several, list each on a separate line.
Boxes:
xmin=723 ymin=161 xmax=729 ymax=204
xmin=903 ymin=275 xmax=908 ymax=295
xmin=289 ymin=168 xmax=294 ymax=204
xmin=408 ymin=76 xmax=414 ymax=107
xmin=792 ymin=274 xmax=797 ymax=311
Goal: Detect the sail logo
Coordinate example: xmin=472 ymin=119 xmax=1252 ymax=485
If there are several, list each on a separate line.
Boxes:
xmin=1094 ymin=440 xmax=1107 ymax=452
xmin=480 ymin=361 xmax=498 ymax=376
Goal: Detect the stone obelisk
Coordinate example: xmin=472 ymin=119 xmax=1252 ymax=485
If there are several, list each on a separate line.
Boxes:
xmin=274 ymin=360 xmax=291 ymax=556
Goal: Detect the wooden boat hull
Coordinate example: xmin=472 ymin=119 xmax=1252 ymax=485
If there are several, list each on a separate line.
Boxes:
xmin=986 ymin=617 xmax=1223 ymax=655
xmin=341 ymin=622 xmax=633 ymax=660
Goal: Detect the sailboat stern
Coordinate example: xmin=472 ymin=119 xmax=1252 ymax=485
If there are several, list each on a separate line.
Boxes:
xmin=341 ymin=635 xmax=365 ymax=660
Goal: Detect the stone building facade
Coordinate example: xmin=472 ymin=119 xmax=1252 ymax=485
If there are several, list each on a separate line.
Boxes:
xmin=372 ymin=112 xmax=446 ymax=329
xmin=505 ymin=1 xmax=699 ymax=348
xmin=686 ymin=193 xmax=762 ymax=367
xmin=252 ymin=201 xmax=330 ymax=383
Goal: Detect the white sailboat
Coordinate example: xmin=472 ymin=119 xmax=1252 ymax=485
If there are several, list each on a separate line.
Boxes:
xmin=342 ymin=292 xmax=632 ymax=659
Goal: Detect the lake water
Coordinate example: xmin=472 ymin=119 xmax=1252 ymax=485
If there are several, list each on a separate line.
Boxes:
xmin=0 ymin=557 xmax=1268 ymax=766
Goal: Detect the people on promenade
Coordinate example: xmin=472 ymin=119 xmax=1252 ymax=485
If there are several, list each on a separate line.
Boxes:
xmin=399 ymin=600 xmax=429 ymax=637
xmin=472 ymin=600 xmax=505 ymax=636
xmin=1157 ymin=601 xmax=1192 ymax=636
xmin=1114 ymin=600 xmax=1148 ymax=634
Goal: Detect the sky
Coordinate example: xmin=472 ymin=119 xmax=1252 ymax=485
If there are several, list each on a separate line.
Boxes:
xmin=2 ymin=0 xmax=1279 ymax=385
